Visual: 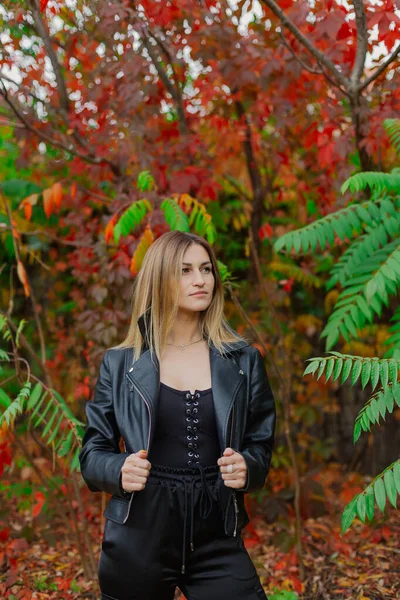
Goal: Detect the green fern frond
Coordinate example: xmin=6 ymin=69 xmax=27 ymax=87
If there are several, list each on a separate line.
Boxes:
xmin=273 ymin=196 xmax=397 ymax=254
xmin=137 ymin=171 xmax=156 ymax=192
xmin=15 ymin=319 xmax=27 ymax=348
xmin=303 ymin=352 xmax=400 ymax=390
xmin=113 ymin=199 xmax=153 ymax=244
xmin=354 ymin=383 xmax=400 ymax=442
xmin=341 ymin=172 xmax=400 ymax=195
xmin=160 ymin=197 xmax=190 ymax=232
xmin=269 ymin=260 xmax=324 ymax=288
xmin=172 ymin=195 xmax=217 ymax=243
xmin=364 ymin=243 xmax=400 ymax=302
xmin=0 ymin=381 xmax=85 ymax=473
xmin=384 ymin=118 xmax=400 ymax=157
xmin=327 ymin=215 xmax=400 ymax=290
xmin=1 ymin=381 xmax=31 ymax=426
xmin=341 ymin=460 xmax=400 ymax=533
xmin=321 ymin=240 xmax=399 ymax=349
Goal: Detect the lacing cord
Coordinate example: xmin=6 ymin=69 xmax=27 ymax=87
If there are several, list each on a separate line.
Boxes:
xmin=181 ymin=463 xmax=214 ymax=575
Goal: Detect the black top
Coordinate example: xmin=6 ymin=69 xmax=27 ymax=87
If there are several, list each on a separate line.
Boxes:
xmin=147 ymin=382 xmax=220 ymax=469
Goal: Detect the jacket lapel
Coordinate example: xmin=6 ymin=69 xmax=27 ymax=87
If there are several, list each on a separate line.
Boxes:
xmin=126 ymin=310 xmax=248 ymax=452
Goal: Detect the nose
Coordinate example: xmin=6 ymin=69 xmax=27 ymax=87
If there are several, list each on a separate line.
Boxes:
xmin=193 ymin=269 xmax=205 ymax=285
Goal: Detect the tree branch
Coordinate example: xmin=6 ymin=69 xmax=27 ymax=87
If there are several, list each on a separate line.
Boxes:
xmin=350 ymin=0 xmax=369 ymax=91
xmin=0 ymin=79 xmax=117 ymax=169
xmin=29 ymin=0 xmax=69 ymax=115
xmin=358 ymin=42 xmax=400 ymax=92
xmin=259 ymin=0 xmax=349 ymax=90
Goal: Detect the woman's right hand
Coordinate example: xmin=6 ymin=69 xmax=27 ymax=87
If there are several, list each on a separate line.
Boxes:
xmin=120 ymin=449 xmax=152 ymax=492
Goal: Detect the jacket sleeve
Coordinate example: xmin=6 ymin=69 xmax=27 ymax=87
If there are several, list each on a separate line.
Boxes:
xmin=236 ymin=348 xmax=276 ymax=493
xmin=78 ymin=350 xmax=132 ymax=498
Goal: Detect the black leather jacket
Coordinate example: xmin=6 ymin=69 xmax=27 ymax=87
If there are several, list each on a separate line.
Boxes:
xmin=79 ymin=312 xmax=276 ymax=537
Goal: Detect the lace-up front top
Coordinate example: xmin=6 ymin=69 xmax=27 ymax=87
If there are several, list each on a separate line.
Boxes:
xmin=147 ymin=381 xmax=220 ymax=468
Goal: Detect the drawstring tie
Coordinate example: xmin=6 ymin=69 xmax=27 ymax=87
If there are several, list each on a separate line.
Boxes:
xmin=181 ymin=463 xmax=213 ymax=575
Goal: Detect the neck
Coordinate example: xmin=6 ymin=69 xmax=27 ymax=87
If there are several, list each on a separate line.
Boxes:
xmin=167 ymin=313 xmax=202 ymax=346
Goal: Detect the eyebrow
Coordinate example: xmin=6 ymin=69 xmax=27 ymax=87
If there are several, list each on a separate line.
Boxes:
xmin=182 ymin=261 xmax=212 ymax=266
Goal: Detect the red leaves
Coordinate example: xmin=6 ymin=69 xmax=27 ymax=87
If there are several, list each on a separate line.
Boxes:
xmin=0 ymin=441 xmax=12 ymax=477
xmin=40 ymin=0 xmax=50 ymax=11
xmin=259 ymin=222 xmax=273 ymax=241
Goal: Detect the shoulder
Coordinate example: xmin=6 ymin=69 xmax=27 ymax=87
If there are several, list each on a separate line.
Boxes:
xmin=102 ymin=347 xmax=134 ymax=371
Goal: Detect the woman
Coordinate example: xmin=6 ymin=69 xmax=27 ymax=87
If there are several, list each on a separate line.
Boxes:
xmin=79 ymin=231 xmax=276 ymax=600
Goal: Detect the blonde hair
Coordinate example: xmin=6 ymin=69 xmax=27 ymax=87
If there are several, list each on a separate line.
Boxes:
xmin=112 ymin=231 xmax=249 ymax=363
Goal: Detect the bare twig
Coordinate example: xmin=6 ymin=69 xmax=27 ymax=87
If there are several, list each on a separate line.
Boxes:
xmin=359 ymin=43 xmax=400 ymax=92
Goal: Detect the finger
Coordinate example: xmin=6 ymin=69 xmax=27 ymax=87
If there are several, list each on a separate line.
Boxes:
xmin=124 ymin=481 xmax=147 ymax=492
xmin=125 ymin=465 xmax=151 ymax=478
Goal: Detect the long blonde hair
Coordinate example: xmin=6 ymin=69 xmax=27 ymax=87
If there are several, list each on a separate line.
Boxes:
xmin=112 ymin=231 xmax=249 ymax=363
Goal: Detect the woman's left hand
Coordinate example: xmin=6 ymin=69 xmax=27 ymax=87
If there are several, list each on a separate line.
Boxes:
xmin=217 ymin=447 xmax=248 ymax=489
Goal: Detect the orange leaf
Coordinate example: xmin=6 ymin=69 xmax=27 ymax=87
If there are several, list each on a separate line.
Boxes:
xmin=42 ymin=188 xmax=53 ymax=218
xmin=71 ymin=181 xmax=77 ymax=199
xmin=23 ymin=202 xmax=32 ymax=221
xmin=105 ymin=215 xmax=117 ymax=244
xmin=17 ymin=260 xmax=30 ymax=297
xmin=19 ymin=193 xmax=38 ymax=221
xmin=32 ymin=491 xmax=46 ymax=518
xmin=10 ymin=219 xmax=21 ymax=241
xmin=52 ymin=182 xmax=62 ymax=209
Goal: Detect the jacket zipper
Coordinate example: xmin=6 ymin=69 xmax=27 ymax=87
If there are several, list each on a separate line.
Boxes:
xmin=123 ymin=373 xmax=153 ymax=524
xmin=232 ymin=491 xmax=239 ymax=536
xmin=226 ymin=375 xmax=244 ymax=537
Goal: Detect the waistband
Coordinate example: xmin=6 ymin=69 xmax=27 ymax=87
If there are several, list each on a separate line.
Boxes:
xmin=149 ymin=462 xmax=220 ymax=575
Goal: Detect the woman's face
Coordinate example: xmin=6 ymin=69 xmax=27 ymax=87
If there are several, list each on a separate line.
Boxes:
xmin=177 ymin=244 xmax=215 ymax=314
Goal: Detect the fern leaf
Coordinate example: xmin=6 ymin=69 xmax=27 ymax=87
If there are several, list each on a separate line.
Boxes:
xmin=341 ymin=172 xmax=400 ymax=195
xmin=384 ymin=118 xmax=400 ymax=157
xmin=113 ymin=199 xmax=152 ymax=244
xmin=354 ymin=382 xmax=399 ymax=441
xmin=341 ymin=460 xmax=400 ymax=533
xmin=274 ymin=196 xmax=397 ymax=254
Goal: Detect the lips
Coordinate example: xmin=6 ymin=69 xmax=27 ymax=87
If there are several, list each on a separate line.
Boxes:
xmin=191 ymin=292 xmax=207 ymax=296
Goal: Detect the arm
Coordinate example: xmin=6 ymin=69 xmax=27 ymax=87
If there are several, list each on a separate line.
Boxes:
xmin=78 ymin=350 xmax=132 ymax=498
xmin=236 ymin=348 xmax=276 ymax=493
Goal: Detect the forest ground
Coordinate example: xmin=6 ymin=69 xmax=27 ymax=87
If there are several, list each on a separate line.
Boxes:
xmin=0 ymin=463 xmax=399 ymax=600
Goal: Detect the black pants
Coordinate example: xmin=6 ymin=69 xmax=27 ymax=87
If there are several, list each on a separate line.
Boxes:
xmin=99 ymin=463 xmax=268 ymax=600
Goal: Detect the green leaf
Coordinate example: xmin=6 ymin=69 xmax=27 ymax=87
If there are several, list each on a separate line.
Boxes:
xmin=356 ymin=494 xmax=366 ymax=523
xmin=384 ymin=469 xmax=397 ymax=508
xmin=27 ymin=383 xmax=43 ymax=411
xmin=316 ymin=360 xmax=326 ymax=380
xmin=351 ymin=360 xmax=362 ymax=386
xmin=370 ymin=361 xmax=380 ymax=391
xmin=341 ymin=498 xmax=358 ymax=534
xmin=380 ymin=361 xmax=389 ymax=388
xmin=303 ymin=361 xmax=320 ymax=377
xmin=393 ymin=462 xmax=400 ymax=495
xmin=354 ymin=419 xmax=362 ymax=443
xmin=333 ymin=357 xmax=343 ymax=381
xmin=374 ymin=478 xmax=386 ymax=513
xmin=325 ymin=358 xmax=335 ymax=381
xmin=341 ymin=358 xmax=353 ymax=384
xmin=365 ymin=489 xmax=375 ymax=522
xmin=361 ymin=361 xmax=371 ymax=389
